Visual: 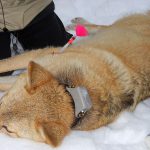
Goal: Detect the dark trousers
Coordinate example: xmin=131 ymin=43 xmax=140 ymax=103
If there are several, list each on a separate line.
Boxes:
xmin=0 ymin=2 xmax=72 ymax=60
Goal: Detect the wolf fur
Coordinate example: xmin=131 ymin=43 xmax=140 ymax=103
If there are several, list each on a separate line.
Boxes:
xmin=0 ymin=12 xmax=150 ymax=146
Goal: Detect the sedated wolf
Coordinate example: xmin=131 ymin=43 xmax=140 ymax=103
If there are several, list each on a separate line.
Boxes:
xmin=0 ymin=12 xmax=149 ymax=147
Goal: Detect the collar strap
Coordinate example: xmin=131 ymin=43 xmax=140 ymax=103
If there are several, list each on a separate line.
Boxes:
xmin=66 ymin=86 xmax=92 ymax=119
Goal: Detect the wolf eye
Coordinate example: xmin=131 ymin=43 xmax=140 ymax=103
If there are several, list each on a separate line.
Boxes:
xmin=2 ymin=125 xmax=13 ymax=133
xmin=1 ymin=125 xmax=19 ymax=137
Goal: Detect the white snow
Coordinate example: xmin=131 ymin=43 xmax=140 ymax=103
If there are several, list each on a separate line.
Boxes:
xmin=0 ymin=0 xmax=150 ymax=150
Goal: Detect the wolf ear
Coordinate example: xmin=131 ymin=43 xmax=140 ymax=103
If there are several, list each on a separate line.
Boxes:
xmin=26 ymin=61 xmax=53 ymax=91
xmin=36 ymin=120 xmax=69 ymax=147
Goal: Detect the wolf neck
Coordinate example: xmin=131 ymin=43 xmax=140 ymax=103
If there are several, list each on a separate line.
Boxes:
xmin=45 ymin=50 xmax=135 ymax=130
xmin=54 ymin=65 xmax=89 ymax=127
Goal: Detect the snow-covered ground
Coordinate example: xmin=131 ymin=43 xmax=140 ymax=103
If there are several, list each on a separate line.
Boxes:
xmin=0 ymin=0 xmax=150 ymax=150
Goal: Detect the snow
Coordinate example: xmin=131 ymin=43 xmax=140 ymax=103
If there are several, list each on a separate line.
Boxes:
xmin=54 ymin=0 xmax=150 ymax=26
xmin=0 ymin=0 xmax=150 ymax=150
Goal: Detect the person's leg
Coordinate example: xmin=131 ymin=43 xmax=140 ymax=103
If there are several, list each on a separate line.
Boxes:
xmin=21 ymin=13 xmax=72 ymax=50
xmin=18 ymin=3 xmax=72 ymax=50
xmin=0 ymin=32 xmax=11 ymax=59
xmin=0 ymin=32 xmax=13 ymax=76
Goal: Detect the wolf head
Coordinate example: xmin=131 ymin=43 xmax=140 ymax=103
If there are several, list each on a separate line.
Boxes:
xmin=0 ymin=61 xmax=74 ymax=146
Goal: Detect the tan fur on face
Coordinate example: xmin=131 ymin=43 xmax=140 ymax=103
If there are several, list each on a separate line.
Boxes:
xmin=0 ymin=62 xmax=74 ymax=146
xmin=0 ymin=12 xmax=150 ymax=146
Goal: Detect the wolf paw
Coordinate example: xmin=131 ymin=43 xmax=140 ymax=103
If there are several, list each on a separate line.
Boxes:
xmin=65 ymin=24 xmax=76 ymax=31
xmin=71 ymin=17 xmax=90 ymax=24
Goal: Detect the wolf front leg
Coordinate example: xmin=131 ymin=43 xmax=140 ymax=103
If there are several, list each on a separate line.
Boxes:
xmin=0 ymin=47 xmax=59 ymax=73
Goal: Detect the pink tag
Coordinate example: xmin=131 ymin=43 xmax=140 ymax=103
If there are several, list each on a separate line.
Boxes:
xmin=75 ymin=25 xmax=88 ymax=37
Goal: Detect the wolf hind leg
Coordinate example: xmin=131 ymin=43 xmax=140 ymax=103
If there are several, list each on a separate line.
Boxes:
xmin=66 ymin=17 xmax=108 ymax=34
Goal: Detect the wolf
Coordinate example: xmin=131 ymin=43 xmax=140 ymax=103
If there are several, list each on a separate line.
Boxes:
xmin=0 ymin=12 xmax=149 ymax=147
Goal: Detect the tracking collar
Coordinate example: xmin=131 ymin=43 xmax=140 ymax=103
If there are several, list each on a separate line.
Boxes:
xmin=66 ymin=86 xmax=92 ymax=120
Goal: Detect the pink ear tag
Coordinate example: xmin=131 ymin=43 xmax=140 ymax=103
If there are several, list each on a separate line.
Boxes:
xmin=75 ymin=24 xmax=88 ymax=37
